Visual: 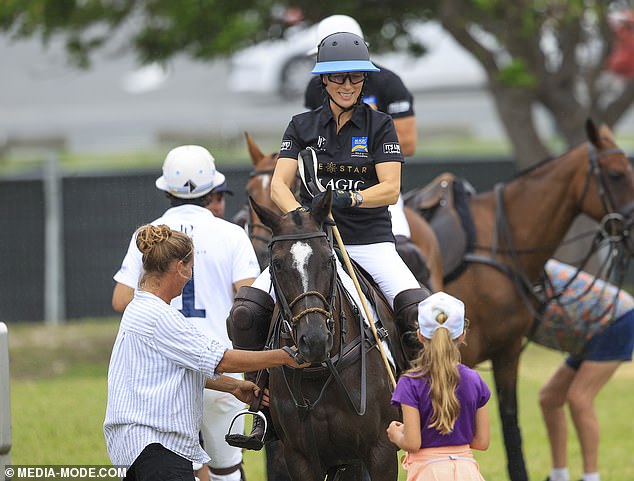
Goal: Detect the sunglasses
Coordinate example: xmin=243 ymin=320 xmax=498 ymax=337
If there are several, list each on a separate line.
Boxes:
xmin=326 ymin=73 xmax=367 ymax=85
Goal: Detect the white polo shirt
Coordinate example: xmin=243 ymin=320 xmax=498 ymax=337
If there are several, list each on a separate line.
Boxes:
xmin=113 ymin=205 xmax=260 ymax=347
xmin=104 ymin=290 xmax=227 ymax=466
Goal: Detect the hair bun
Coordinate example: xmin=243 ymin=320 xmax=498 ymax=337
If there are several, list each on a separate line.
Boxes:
xmin=136 ymin=224 xmax=172 ymax=254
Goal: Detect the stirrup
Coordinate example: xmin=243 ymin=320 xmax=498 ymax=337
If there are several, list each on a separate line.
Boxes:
xmin=225 ymin=409 xmax=268 ymax=451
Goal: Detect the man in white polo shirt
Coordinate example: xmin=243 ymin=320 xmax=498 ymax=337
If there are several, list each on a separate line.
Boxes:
xmin=112 ymin=145 xmax=260 ymax=481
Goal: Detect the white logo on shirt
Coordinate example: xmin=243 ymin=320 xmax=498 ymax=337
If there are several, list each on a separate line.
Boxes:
xmin=383 ymin=143 xmax=401 ymax=154
xmin=387 ymin=101 xmax=411 ymax=114
xmin=281 ymin=140 xmax=292 ymax=151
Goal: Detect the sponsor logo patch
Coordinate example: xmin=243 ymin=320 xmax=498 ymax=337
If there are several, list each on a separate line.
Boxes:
xmin=387 ymin=100 xmax=411 ymax=114
xmin=363 ymin=95 xmax=378 ymax=110
xmin=280 ymin=140 xmax=292 ymax=151
xmin=351 ymin=136 xmax=369 ymax=155
xmin=383 ymin=142 xmax=401 ymax=154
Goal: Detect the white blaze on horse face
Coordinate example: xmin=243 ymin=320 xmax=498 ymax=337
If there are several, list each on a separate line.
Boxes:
xmin=290 ymin=241 xmax=312 ymax=291
xmin=259 ymin=174 xmax=270 ymax=191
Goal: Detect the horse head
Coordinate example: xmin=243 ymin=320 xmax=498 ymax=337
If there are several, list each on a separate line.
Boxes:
xmin=243 ymin=132 xmax=281 ymax=269
xmin=579 ymin=119 xmax=634 ymax=254
xmin=250 ymin=190 xmax=336 ymax=364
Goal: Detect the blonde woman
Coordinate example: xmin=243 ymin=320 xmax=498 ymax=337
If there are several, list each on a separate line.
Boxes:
xmin=104 ymin=224 xmax=306 ymax=481
xmin=387 ymin=292 xmax=491 ymax=481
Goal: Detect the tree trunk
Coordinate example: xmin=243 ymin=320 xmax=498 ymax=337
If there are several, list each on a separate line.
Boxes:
xmin=488 ymin=86 xmax=551 ymax=169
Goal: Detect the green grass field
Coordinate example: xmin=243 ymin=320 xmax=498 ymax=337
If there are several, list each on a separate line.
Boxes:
xmin=6 ymin=318 xmax=634 ymax=480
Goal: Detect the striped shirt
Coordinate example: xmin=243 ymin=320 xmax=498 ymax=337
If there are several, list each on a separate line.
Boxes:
xmin=103 ymin=290 xmax=227 ymax=467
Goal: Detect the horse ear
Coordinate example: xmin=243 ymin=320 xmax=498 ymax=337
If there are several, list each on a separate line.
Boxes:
xmin=249 ymin=196 xmax=281 ymax=230
xmin=244 ymin=132 xmax=265 ymax=167
xmin=585 ymin=118 xmax=599 ymax=147
xmin=311 ymin=188 xmax=333 ymax=226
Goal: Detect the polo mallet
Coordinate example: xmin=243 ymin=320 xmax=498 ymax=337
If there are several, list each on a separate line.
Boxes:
xmin=298 ymin=148 xmax=397 ymax=389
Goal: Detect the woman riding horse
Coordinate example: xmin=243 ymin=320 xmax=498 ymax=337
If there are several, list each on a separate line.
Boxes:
xmin=229 ymin=32 xmax=430 ymax=451
xmin=231 ymin=191 xmax=401 ymax=481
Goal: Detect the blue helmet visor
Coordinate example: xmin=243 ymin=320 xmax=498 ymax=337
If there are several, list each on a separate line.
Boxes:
xmin=312 ymin=60 xmax=380 ymax=74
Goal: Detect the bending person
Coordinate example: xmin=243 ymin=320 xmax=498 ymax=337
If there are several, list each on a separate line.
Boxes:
xmin=112 ymin=145 xmax=260 ymax=481
xmin=534 ymin=259 xmax=634 ymax=481
xmin=104 ymin=224 xmax=306 ymax=481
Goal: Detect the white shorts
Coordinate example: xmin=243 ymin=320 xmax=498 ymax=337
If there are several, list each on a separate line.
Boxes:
xmin=200 ymin=384 xmax=245 ymax=470
xmin=345 ymin=242 xmax=419 ymax=307
xmin=251 ymin=241 xmax=419 ymax=307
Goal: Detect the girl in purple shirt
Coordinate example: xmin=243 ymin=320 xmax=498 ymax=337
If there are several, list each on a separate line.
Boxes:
xmin=387 ymin=292 xmax=491 ymax=481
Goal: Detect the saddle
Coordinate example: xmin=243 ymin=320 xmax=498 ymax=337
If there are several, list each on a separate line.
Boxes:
xmin=335 ymin=250 xmax=412 ymax=375
xmin=403 ymin=172 xmax=477 ymax=282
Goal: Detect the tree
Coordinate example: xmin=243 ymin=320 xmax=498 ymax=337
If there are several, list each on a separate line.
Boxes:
xmin=1 ymin=0 xmax=632 ymax=167
xmin=435 ymin=0 xmax=634 ymax=166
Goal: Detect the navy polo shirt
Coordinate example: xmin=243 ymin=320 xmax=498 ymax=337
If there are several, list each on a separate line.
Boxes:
xmin=279 ymin=102 xmax=404 ymax=245
xmin=304 ymin=64 xmax=415 ymax=119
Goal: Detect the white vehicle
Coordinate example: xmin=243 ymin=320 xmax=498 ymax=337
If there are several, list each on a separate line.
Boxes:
xmin=228 ymin=23 xmax=319 ymax=97
xmin=228 ymin=21 xmax=486 ymax=97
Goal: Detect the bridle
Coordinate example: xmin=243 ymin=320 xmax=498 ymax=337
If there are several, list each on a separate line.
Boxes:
xmin=268 ymin=230 xmax=337 ymax=341
xmin=577 ymin=144 xmax=634 ymax=243
xmin=469 ymin=143 xmax=634 ymax=321
xmin=267 ymin=228 xmax=374 ymax=417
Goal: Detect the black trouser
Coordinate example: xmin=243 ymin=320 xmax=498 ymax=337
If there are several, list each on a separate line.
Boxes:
xmin=124 ymin=443 xmax=195 ymax=481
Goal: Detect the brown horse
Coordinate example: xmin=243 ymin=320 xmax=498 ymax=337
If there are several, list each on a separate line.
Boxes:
xmin=405 ymin=120 xmax=634 ymax=481
xmin=237 ymin=132 xmax=444 ymax=292
xmin=252 ymin=191 xmax=399 ymax=481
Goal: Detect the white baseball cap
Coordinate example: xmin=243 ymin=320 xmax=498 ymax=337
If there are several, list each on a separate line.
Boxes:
xmin=307 ymin=15 xmax=365 ymax=56
xmin=418 ymin=292 xmax=465 ymax=339
xmin=155 ymin=145 xmax=226 ymax=199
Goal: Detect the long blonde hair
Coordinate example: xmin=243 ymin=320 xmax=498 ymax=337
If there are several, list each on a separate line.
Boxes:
xmin=406 ymin=311 xmax=464 ymax=434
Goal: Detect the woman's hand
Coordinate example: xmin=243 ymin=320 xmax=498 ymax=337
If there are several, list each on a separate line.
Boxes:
xmin=282 ymin=346 xmax=311 ymax=368
xmin=231 ymin=380 xmax=261 ymax=404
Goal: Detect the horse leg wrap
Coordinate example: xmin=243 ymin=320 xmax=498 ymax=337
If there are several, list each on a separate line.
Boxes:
xmin=226 ymin=286 xmax=274 ymax=351
xmin=393 ymin=287 xmax=431 ymax=360
xmin=394 ymin=235 xmax=432 ymax=289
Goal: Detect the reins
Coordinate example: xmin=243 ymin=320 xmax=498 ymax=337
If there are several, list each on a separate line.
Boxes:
xmin=467 ymin=143 xmax=632 ymax=330
xmin=267 ymin=228 xmax=374 ymax=417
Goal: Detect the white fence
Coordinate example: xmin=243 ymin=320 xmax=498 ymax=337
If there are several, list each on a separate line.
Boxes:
xmin=0 ymin=322 xmax=11 ymax=477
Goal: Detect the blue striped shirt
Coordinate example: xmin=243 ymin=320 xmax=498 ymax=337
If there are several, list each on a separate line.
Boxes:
xmin=103 ymin=290 xmax=227 ymax=466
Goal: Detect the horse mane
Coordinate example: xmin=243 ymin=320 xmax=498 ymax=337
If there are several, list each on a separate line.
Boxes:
xmin=511 ymin=155 xmax=556 ymax=179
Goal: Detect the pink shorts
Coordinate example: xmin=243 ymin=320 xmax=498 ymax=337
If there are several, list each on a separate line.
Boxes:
xmin=402 ymin=445 xmax=486 ymax=481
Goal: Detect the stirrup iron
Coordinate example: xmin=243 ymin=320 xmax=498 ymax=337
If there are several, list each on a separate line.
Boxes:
xmin=225 ymin=409 xmax=268 ymax=451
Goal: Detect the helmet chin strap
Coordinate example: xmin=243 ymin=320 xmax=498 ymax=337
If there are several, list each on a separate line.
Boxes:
xmin=323 ymin=78 xmax=366 ymax=124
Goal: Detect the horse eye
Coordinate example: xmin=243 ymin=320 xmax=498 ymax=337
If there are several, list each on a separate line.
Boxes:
xmin=607 ymin=170 xmax=625 ymax=182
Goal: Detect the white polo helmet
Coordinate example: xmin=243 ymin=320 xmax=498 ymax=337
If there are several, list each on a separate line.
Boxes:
xmin=155 ymin=145 xmax=226 ymax=199
xmin=307 ymin=15 xmax=365 ymax=56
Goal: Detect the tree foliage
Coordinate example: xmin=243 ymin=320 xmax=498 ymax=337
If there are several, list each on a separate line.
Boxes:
xmin=1 ymin=0 xmax=633 ymax=166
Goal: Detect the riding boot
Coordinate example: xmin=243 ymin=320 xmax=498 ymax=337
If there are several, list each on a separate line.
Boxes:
xmin=225 ymin=286 xmax=278 ymax=451
xmin=393 ymin=287 xmax=431 ymax=360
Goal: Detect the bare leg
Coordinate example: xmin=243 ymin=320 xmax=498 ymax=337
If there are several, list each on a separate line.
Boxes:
xmin=566 ymin=360 xmax=620 ymax=473
xmin=196 ymin=465 xmax=211 ymax=481
xmin=539 ymin=363 xmax=576 ymax=468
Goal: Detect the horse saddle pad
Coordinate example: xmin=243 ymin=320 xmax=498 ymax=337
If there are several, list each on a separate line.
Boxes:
xmin=403 ymin=172 xmax=477 ymax=282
